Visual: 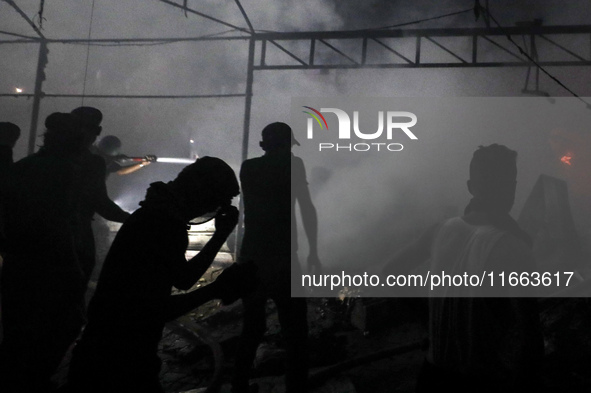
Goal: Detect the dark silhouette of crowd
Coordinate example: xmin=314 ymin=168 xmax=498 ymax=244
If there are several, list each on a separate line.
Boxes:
xmin=0 ymin=113 xmax=318 ymax=393
xmin=0 ymin=108 xmax=543 ymax=393
xmin=0 ymin=113 xmax=88 ymax=392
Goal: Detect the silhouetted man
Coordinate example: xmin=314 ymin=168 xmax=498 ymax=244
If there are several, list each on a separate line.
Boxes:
xmin=67 ymin=156 xmax=255 ymax=393
xmin=71 ymin=107 xmax=130 ymax=285
xmin=383 ymin=144 xmax=543 ymax=393
xmin=0 ymin=122 xmax=20 ymax=345
xmin=233 ymin=122 xmax=320 ymax=393
xmin=0 ymin=113 xmax=87 ymax=393
xmin=0 ymin=122 xmax=20 ymax=176
xmin=0 ymin=122 xmax=20 ymax=255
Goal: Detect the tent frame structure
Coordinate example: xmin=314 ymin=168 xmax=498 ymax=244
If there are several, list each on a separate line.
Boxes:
xmin=3 ymin=0 xmax=591 ymax=252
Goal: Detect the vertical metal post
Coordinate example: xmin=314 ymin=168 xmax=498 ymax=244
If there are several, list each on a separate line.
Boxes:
xmin=531 ymin=34 xmax=540 ymax=89
xmin=472 ymin=35 xmax=478 ymax=64
xmin=484 ymin=0 xmax=491 ymax=28
xmin=235 ymin=36 xmax=256 ymax=259
xmin=28 ymin=40 xmax=48 ymax=155
xmin=361 ymin=37 xmax=368 ymax=65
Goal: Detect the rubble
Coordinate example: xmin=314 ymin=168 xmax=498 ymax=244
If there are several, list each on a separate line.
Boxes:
xmin=76 ymin=177 xmax=591 ymax=392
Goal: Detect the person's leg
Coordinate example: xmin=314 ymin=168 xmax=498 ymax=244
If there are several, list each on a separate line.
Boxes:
xmin=232 ymin=292 xmax=267 ymax=393
xmin=68 ymin=338 xmax=165 ymax=393
xmin=67 ymin=366 xmax=165 ymax=393
xmin=78 ymin=223 xmax=96 ymax=287
xmin=0 ymin=328 xmax=31 ymax=392
xmin=0 ymin=263 xmax=82 ymax=392
xmin=274 ymin=294 xmax=309 ymax=393
xmin=415 ymin=359 xmax=442 ymax=393
xmin=0 ymin=320 xmax=76 ymax=392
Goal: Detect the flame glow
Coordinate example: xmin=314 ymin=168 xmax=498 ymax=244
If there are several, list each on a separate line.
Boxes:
xmin=15 ymin=88 xmax=23 ymax=93
xmin=561 ymin=155 xmax=572 ymax=166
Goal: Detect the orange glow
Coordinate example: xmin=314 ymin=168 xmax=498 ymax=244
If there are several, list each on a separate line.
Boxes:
xmin=561 ymin=155 xmax=572 ymax=166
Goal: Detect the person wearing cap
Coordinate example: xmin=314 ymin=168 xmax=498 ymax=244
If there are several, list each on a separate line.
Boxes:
xmin=232 ymin=122 xmax=320 ymax=393
xmin=0 ymin=113 xmax=87 ymax=392
xmin=67 ymin=157 xmax=256 ymax=393
xmin=71 ymin=107 xmax=131 ymax=286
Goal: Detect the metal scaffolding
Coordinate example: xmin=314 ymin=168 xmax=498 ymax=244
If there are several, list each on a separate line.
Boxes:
xmin=3 ymin=0 xmax=591 ymax=254
xmin=252 ymin=25 xmax=591 ymax=70
xmin=3 ymin=23 xmax=591 ymax=154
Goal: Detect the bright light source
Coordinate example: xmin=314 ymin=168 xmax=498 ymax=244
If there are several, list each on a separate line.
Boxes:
xmin=15 ymin=88 xmax=23 ymax=93
xmin=190 ymin=139 xmax=194 ymax=144
xmin=156 ymin=157 xmax=195 ymax=164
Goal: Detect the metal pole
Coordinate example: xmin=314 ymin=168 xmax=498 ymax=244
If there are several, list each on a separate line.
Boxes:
xmin=235 ymin=37 xmax=256 ymax=259
xmin=28 ymin=40 xmax=48 ymax=155
xmin=233 ymin=0 xmax=254 ymax=34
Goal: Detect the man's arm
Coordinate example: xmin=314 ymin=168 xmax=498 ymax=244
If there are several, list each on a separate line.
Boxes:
xmin=103 ymin=261 xmax=256 ymax=323
xmin=95 ymin=194 xmax=130 ymax=223
xmin=172 ymin=205 xmax=239 ymax=290
xmin=115 ymin=155 xmax=156 ymax=176
xmin=116 ymin=162 xmax=150 ymax=175
xmin=163 ymin=261 xmax=256 ymax=321
xmin=90 ymin=155 xmax=131 ymax=223
xmin=0 ymin=146 xmax=11 ymax=254
xmin=295 ymin=183 xmax=320 ymax=268
xmin=0 ymin=145 xmax=13 ymax=173
xmin=293 ymin=158 xmax=321 ymax=272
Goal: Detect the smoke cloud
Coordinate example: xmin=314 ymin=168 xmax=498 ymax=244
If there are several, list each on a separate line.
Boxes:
xmin=2 ymin=1 xmax=591 ymax=265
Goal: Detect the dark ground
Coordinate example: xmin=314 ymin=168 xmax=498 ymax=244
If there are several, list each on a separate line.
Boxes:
xmin=157 ymin=295 xmax=427 ymax=393
xmin=48 ymin=220 xmax=426 ymax=393
xmin=48 ymin=220 xmax=591 ymax=393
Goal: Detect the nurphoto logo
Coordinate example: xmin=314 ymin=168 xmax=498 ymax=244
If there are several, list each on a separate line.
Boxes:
xmin=302 ymin=106 xmax=418 ymax=152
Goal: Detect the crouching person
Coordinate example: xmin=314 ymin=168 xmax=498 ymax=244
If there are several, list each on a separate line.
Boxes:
xmin=67 ymin=157 xmax=255 ymax=393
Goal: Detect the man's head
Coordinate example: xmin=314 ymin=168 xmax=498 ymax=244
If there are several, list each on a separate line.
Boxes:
xmin=97 ymin=135 xmax=122 ymax=156
xmin=0 ymin=122 xmax=21 ymax=148
xmin=259 ymin=122 xmax=299 ymax=152
xmin=42 ymin=112 xmax=85 ymax=156
xmin=171 ymin=156 xmax=240 ymax=219
xmin=467 ymin=144 xmax=517 ymax=213
xmin=71 ymin=106 xmax=103 ymax=147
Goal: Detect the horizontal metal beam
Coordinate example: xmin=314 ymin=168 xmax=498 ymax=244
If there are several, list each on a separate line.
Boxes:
xmin=0 ymin=93 xmax=246 ymax=99
xmin=253 ymin=61 xmax=591 ymax=71
xmin=0 ymin=24 xmax=587 ymax=46
xmin=0 ymin=35 xmax=249 ymax=45
xmin=0 ymin=39 xmax=38 ymax=44
xmin=252 ymin=25 xmax=591 ymax=41
xmin=45 ymin=36 xmax=249 ymax=44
